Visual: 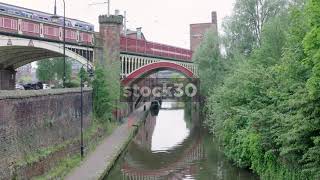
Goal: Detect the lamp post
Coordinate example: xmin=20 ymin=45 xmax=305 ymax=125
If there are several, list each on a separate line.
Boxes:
xmin=80 ymin=66 xmax=84 ymax=158
xmin=80 ymin=64 xmax=94 ymax=159
xmin=52 ymin=0 xmax=66 ymax=88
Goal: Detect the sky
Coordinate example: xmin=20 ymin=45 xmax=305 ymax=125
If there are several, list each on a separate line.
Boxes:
xmin=2 ymin=0 xmax=235 ymax=49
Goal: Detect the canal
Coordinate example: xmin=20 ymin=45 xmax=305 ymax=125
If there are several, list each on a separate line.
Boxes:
xmin=105 ymin=102 xmax=258 ymax=180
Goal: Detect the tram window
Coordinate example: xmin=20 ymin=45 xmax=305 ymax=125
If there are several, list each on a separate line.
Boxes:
xmin=0 ymin=8 xmax=6 ymax=12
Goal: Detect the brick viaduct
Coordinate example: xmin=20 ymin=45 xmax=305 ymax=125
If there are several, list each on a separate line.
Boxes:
xmin=0 ymin=14 xmax=125 ymax=179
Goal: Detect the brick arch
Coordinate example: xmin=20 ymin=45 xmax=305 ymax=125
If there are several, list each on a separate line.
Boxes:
xmin=122 ymin=61 xmax=194 ymax=85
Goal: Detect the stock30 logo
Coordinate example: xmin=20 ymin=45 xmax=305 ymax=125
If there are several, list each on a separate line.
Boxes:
xmin=121 ymin=78 xmax=200 ymax=102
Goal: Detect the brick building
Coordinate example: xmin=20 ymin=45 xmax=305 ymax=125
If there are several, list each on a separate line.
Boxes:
xmin=124 ymin=27 xmax=146 ymax=40
xmin=190 ymin=11 xmax=218 ymax=52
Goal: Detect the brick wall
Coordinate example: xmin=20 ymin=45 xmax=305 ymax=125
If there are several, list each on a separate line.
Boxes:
xmin=0 ymin=88 xmax=92 ymax=179
xmin=97 ymin=15 xmax=123 ymax=65
xmin=190 ymin=11 xmax=218 ymax=52
xmin=0 ymin=69 xmax=16 ymax=90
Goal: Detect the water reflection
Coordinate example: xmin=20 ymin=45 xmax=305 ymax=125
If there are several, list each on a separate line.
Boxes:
xmin=151 ymin=109 xmax=190 ymax=152
xmin=106 ymin=102 xmax=258 ymax=180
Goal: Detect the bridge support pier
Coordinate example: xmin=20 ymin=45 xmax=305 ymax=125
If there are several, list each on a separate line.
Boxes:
xmin=97 ymin=14 xmax=123 ymax=65
xmin=0 ymin=68 xmax=16 ymax=90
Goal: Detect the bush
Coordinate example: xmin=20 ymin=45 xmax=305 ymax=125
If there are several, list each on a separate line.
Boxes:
xmin=92 ymin=67 xmax=112 ymax=121
xmin=198 ymin=0 xmax=320 ymax=179
xmin=64 ymin=79 xmax=80 ymax=88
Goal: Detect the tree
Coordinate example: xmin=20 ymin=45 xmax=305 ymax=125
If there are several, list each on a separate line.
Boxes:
xmin=200 ymin=0 xmax=320 ymax=178
xmin=303 ymin=0 xmax=320 ymax=99
xmin=78 ymin=67 xmax=89 ymax=83
xmin=193 ymin=30 xmax=226 ymax=96
xmin=18 ymin=76 xmax=32 ymax=84
xmin=36 ymin=57 xmax=72 ymax=85
xmin=92 ymin=66 xmax=112 ymax=120
xmin=52 ymin=57 xmax=72 ymax=82
xmin=36 ymin=59 xmax=55 ymax=83
xmin=104 ymin=60 xmax=121 ymax=109
xmin=223 ymin=0 xmax=286 ymax=56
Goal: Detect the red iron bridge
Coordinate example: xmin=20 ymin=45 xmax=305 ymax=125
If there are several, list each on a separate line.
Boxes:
xmin=120 ymin=36 xmax=193 ymax=61
xmin=0 ymin=2 xmax=197 ymax=90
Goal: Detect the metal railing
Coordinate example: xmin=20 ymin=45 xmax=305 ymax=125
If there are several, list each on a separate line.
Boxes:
xmin=120 ymin=36 xmax=193 ymax=61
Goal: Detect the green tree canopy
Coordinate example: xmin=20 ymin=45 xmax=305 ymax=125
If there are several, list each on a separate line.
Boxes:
xmin=193 ymin=30 xmax=226 ymax=96
xmin=197 ymin=0 xmax=320 ymax=179
xmin=36 ymin=57 xmax=72 ymax=85
xmin=223 ymin=0 xmax=287 ymax=56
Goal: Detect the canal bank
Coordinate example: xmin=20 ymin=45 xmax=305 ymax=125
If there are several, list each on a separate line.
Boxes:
xmin=65 ymin=103 xmax=150 ymax=180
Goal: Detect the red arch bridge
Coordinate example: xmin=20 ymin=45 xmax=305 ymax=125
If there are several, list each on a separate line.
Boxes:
xmin=119 ymin=36 xmax=197 ymax=85
xmin=0 ymin=2 xmax=197 ymax=90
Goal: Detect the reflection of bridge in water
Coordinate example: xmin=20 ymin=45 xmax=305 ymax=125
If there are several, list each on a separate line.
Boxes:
xmin=119 ymin=106 xmax=204 ymax=180
xmin=121 ymin=138 xmax=204 ymax=179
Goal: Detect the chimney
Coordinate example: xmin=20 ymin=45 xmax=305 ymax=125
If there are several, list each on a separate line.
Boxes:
xmin=136 ymin=27 xmax=142 ymax=39
xmin=211 ymin=11 xmax=217 ymax=24
xmin=115 ymin=9 xmax=120 ymax=16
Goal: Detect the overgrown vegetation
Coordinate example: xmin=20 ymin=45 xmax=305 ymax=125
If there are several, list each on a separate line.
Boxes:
xmin=92 ymin=54 xmax=122 ymax=122
xmin=31 ymin=119 xmax=117 ymax=180
xmin=196 ymin=0 xmax=320 ymax=179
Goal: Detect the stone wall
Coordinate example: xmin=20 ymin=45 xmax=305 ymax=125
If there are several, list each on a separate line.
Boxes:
xmin=0 ymin=69 xmax=16 ymax=90
xmin=0 ymin=88 xmax=92 ymax=179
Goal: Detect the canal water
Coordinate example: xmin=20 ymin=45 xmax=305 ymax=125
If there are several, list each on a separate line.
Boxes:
xmin=105 ymin=102 xmax=258 ymax=180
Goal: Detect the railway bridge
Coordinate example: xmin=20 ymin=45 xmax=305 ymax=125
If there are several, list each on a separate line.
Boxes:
xmin=0 ymin=2 xmax=197 ymax=90
xmin=95 ymin=15 xmax=197 ymax=86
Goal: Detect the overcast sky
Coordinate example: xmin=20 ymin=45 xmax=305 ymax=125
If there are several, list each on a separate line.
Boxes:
xmin=2 ymin=0 xmax=235 ymax=48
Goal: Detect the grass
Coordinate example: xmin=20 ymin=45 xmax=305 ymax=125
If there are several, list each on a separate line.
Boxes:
xmin=33 ymin=154 xmax=82 ymax=180
xmin=17 ymin=118 xmax=118 ymax=180
xmin=16 ymin=142 xmax=67 ymax=167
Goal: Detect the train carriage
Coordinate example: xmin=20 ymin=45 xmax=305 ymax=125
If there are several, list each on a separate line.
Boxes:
xmin=120 ymin=36 xmax=193 ymax=61
xmin=0 ymin=2 xmax=94 ymax=46
xmin=0 ymin=15 xmax=18 ymax=33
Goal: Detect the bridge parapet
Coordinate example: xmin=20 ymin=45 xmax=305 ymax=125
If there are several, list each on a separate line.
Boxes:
xmin=120 ymin=54 xmax=198 ymax=80
xmin=120 ymin=36 xmax=193 ymax=61
xmin=99 ymin=15 xmax=123 ymax=25
xmin=0 ymin=87 xmax=92 ymax=99
xmin=0 ymin=88 xmax=92 ymax=179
